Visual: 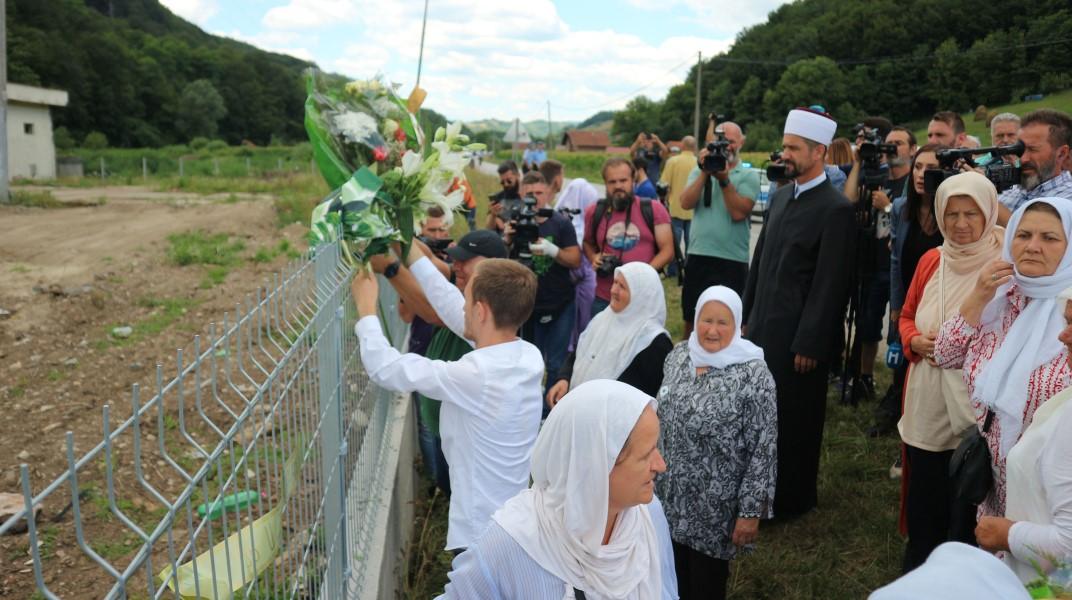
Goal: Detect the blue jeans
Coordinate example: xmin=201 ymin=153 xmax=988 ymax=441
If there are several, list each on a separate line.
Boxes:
xmin=465 ymin=206 xmax=477 ymax=231
xmin=590 ymin=297 xmax=610 ymax=319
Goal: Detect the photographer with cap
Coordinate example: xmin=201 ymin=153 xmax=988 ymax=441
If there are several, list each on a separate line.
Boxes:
xmin=996 ymin=109 xmax=1072 ymax=225
xmin=504 ymin=171 xmax=581 ymax=402
xmin=583 ymin=157 xmax=675 ymax=317
xmin=742 ymin=106 xmax=856 ymax=518
xmin=677 ymin=119 xmax=760 ymax=337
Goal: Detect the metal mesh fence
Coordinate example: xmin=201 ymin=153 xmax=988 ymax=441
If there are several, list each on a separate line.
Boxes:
xmin=0 ymin=238 xmax=408 ymax=599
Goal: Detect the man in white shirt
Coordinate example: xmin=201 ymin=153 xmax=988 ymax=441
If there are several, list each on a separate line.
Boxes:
xmin=352 ymin=253 xmax=544 ymax=551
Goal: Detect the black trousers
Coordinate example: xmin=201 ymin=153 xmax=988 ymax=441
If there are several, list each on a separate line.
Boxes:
xmin=681 ymin=254 xmax=749 ymax=323
xmin=769 ymin=356 xmax=830 ymax=517
xmin=902 ymin=444 xmax=977 ymax=572
xmin=673 ymin=541 xmax=729 ymax=600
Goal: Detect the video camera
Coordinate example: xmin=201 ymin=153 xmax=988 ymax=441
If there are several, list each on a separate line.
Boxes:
xmin=510 ymin=195 xmax=553 ymax=268
xmin=853 ymin=125 xmax=898 ymax=192
xmin=418 ymin=236 xmax=453 ymax=261
xmin=655 ymin=182 xmax=670 ymax=201
xmin=923 ymin=140 xmax=1025 ymax=196
xmin=596 ymin=255 xmax=622 ymax=278
xmin=766 ymin=151 xmax=789 ymax=182
xmin=702 ymin=130 xmax=731 ymax=174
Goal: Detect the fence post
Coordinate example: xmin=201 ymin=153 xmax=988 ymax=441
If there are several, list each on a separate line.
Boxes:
xmin=246 ymin=157 xmax=251 ymax=177
xmin=142 ymin=157 xmax=147 ymax=181
xmin=99 ymin=157 xmax=105 ymax=179
xmin=277 ymin=158 xmax=283 ymax=171
xmin=316 ymin=244 xmax=345 ymax=595
xmin=179 ymin=156 xmax=184 ymax=178
xmin=213 ymin=158 xmax=219 ymax=176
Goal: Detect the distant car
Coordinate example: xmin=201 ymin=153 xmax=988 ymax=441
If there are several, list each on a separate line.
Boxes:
xmin=748 ymin=166 xmax=771 ymax=225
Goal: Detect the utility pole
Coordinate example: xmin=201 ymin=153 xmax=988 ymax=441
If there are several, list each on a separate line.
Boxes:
xmin=547 ymin=100 xmax=552 ymax=150
xmin=0 ymin=0 xmax=8 ymax=203
xmin=693 ymin=51 xmax=702 ymax=144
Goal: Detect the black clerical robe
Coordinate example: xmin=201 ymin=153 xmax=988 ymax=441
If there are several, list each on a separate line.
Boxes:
xmin=742 ymin=177 xmax=855 ymax=517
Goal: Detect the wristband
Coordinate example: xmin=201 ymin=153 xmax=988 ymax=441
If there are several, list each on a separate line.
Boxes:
xmin=384 ymin=260 xmax=402 ymax=279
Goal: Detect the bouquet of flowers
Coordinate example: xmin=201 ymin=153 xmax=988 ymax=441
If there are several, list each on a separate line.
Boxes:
xmin=1026 ymin=560 xmax=1072 ymax=598
xmin=304 ymin=70 xmax=484 ymax=267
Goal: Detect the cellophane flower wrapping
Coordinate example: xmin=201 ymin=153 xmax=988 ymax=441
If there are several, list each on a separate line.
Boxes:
xmin=305 ymin=70 xmax=485 ymax=267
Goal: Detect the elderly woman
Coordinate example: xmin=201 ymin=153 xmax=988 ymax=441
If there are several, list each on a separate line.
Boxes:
xmin=934 ymin=196 xmax=1072 ymax=521
xmin=656 ymin=286 xmax=777 ymax=600
xmin=547 ymin=263 xmax=671 ymax=407
xmin=974 ymin=285 xmax=1072 ymax=581
xmin=438 ymin=379 xmax=679 ymax=599
xmin=897 ymin=172 xmax=1004 ymax=571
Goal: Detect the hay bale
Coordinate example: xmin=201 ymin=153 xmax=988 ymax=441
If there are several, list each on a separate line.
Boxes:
xmin=974 ymin=105 xmax=989 ymax=122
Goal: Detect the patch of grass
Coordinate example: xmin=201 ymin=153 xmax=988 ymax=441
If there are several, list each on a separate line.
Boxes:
xmin=37 ymin=525 xmax=59 ymax=559
xmin=166 ymin=230 xmax=246 ymax=267
xmin=201 ymin=266 xmax=230 ymax=289
xmin=106 ymin=296 xmax=200 ymax=346
xmin=10 ymin=189 xmax=63 ymax=208
xmin=91 ymin=536 xmax=135 ymax=561
xmin=250 ymin=239 xmax=301 ymax=264
xmin=10 ymin=264 xmax=30 ymax=273
xmin=8 ymin=385 xmax=25 ymax=398
xmin=46 ymin=369 xmax=63 ymax=382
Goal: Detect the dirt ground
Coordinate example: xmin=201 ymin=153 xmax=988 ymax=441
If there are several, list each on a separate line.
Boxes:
xmin=0 ymin=186 xmax=308 ymax=597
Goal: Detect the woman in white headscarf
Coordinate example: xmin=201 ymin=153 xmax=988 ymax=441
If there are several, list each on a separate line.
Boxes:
xmin=556 ymin=177 xmax=602 ymax=345
xmin=868 ymin=542 xmax=1030 ymax=600
xmin=896 ymin=172 xmax=1004 ymax=571
xmin=437 ymin=380 xmax=679 ymax=600
xmin=547 ymin=262 xmax=671 ymax=407
xmin=974 ymin=285 xmax=1072 ymax=581
xmin=934 ymin=196 xmax=1072 ymax=520
xmin=655 ymin=286 xmax=777 ymax=600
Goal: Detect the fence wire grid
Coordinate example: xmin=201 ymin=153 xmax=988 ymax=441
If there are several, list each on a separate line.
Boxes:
xmin=1 ymin=238 xmax=408 ymax=599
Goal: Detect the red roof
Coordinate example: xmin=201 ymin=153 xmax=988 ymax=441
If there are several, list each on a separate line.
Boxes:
xmin=561 ymin=129 xmax=611 ymax=148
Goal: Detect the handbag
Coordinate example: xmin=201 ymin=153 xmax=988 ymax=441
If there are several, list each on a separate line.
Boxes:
xmin=948 ymin=409 xmax=994 ymax=505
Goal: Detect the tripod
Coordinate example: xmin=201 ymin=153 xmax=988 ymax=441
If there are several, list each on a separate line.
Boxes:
xmin=840 ymin=174 xmax=885 ymax=407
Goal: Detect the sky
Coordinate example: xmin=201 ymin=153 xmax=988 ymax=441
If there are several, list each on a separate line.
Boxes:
xmin=159 ymin=0 xmax=792 ymax=123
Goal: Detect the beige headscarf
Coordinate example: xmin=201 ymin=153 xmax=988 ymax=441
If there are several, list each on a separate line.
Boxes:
xmin=900 ymin=172 xmax=1004 ymax=451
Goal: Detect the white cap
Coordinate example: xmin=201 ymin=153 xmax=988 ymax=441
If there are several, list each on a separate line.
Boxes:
xmin=784 ymin=108 xmax=837 ymax=146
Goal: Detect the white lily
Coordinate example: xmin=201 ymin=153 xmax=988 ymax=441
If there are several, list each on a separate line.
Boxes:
xmin=437 ymin=150 xmax=466 ymax=177
xmin=401 ymin=150 xmax=423 ymax=177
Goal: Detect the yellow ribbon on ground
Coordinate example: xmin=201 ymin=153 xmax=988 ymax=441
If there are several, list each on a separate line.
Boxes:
xmin=157 ymin=445 xmax=304 ymax=599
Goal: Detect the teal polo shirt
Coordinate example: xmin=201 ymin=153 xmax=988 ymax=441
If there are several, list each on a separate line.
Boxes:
xmin=685 ymin=162 xmax=760 ymax=263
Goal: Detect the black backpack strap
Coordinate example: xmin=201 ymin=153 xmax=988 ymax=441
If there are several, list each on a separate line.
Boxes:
xmin=573 ymin=588 xmax=587 ymax=600
xmin=587 ymin=199 xmax=610 ymax=249
xmin=638 ymin=198 xmax=655 ymax=235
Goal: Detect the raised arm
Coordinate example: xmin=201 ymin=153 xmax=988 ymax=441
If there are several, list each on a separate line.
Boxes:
xmin=409 ymin=256 xmax=469 ymax=342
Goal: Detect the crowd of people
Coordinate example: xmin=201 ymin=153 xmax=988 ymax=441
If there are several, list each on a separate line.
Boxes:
xmin=350 ymin=103 xmax=1072 ymax=599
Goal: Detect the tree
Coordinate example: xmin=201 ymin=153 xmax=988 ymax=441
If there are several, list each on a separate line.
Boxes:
xmin=53 ymin=126 xmax=75 ymax=151
xmin=175 ymin=79 xmax=228 ymax=141
xmin=610 ymin=96 xmax=662 ymax=145
xmin=83 ymin=131 xmax=108 ymax=149
xmin=762 ymin=57 xmax=848 ymax=123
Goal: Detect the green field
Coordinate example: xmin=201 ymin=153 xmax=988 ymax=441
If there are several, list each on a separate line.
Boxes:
xmin=911 ymin=89 xmax=1072 ymax=144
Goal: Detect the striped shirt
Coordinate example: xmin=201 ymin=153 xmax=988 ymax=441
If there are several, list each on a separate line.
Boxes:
xmin=436 ymin=497 xmax=680 ymax=599
xmin=998 ymin=170 xmax=1072 ymax=212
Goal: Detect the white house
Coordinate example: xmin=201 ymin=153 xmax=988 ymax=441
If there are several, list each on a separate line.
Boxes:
xmin=6 ymin=83 xmax=69 ymax=180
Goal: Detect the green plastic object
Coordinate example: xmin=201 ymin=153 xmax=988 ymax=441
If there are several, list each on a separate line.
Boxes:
xmin=196 ymin=490 xmax=260 ymax=520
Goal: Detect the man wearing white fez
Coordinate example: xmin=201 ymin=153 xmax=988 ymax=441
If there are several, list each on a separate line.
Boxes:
xmin=742 ymin=106 xmax=856 ymax=518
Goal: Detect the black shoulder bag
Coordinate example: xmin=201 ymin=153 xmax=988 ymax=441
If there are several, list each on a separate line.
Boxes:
xmin=948 ymin=409 xmax=994 ymax=505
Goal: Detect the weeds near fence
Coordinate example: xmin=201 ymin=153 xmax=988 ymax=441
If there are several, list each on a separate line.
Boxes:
xmin=10 ymin=189 xmax=64 ymax=208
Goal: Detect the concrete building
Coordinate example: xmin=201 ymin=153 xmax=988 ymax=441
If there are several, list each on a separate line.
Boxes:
xmin=6 ymin=83 xmax=69 ymax=180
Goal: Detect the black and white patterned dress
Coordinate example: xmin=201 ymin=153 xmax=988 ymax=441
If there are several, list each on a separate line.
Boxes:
xmin=655 ymin=342 xmax=778 ymax=560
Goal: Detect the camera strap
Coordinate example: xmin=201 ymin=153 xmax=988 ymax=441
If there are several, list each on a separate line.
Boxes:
xmin=702 ymin=177 xmax=713 ymax=208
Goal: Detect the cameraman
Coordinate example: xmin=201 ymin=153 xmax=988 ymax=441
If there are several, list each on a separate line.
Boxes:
xmin=583 ymin=157 xmax=674 ymax=317
xmin=506 ymin=172 xmax=581 ymax=396
xmin=843 ymin=124 xmax=916 ymax=399
xmin=487 ymin=160 xmax=522 ymax=232
xmin=677 ymin=121 xmax=759 ymax=336
xmin=997 ymin=108 xmax=1072 ymax=225
xmin=630 ymin=132 xmax=670 ymax=182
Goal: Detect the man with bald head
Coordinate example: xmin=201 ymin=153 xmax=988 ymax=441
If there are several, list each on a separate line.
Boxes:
xmin=678 ymin=119 xmax=760 ymax=336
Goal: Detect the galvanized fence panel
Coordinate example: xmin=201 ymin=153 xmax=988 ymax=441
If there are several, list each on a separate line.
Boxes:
xmin=1 ymin=238 xmax=408 ymax=599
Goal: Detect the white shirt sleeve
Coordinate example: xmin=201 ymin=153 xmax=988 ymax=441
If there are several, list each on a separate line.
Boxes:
xmin=410 ymin=257 xmax=470 ymax=344
xmin=355 ymin=316 xmax=482 ymax=410
xmin=1008 ymin=406 xmax=1072 ymax=569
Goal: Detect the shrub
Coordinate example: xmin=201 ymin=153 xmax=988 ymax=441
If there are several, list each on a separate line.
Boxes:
xmin=83 ymin=131 xmax=108 ymax=150
xmin=189 ymin=137 xmax=210 ymax=150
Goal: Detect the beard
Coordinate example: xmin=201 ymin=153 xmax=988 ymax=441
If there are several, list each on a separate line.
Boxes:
xmin=783 ymin=159 xmax=801 ymax=179
xmin=1021 ymin=157 xmax=1057 ymax=191
xmin=610 ymin=188 xmax=632 ymax=210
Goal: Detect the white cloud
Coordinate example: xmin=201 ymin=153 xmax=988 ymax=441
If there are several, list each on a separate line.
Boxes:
xmin=262 ymin=0 xmax=359 ymax=30
xmin=159 ymin=0 xmax=218 ymax=25
xmin=624 ymin=0 xmax=786 ymax=36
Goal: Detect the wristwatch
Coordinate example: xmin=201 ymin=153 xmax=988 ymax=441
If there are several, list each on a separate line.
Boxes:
xmin=383 ymin=260 xmax=402 ymax=279
xmin=718 ymin=178 xmax=730 ymax=189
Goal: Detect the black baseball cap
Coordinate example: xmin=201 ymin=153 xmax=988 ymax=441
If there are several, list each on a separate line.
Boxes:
xmin=445 ymin=229 xmax=508 ymax=261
